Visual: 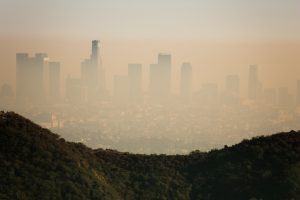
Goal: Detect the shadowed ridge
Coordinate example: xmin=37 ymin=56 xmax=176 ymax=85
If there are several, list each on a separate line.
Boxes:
xmin=186 ymin=130 xmax=300 ymax=200
xmin=1 ymin=112 xmax=300 ymax=200
xmin=0 ymin=111 xmax=121 ymax=200
xmin=0 ymin=111 xmax=59 ymax=139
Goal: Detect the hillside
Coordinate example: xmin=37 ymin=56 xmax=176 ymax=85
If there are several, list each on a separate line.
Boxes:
xmin=1 ymin=111 xmax=300 ymax=200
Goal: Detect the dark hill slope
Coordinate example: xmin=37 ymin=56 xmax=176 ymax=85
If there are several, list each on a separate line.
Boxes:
xmin=186 ymin=132 xmax=300 ymax=199
xmin=0 ymin=112 xmax=120 ymax=200
xmin=1 ymin=111 xmax=300 ymax=200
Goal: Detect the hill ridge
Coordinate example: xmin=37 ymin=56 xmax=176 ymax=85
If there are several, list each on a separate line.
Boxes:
xmin=1 ymin=111 xmax=300 ymax=200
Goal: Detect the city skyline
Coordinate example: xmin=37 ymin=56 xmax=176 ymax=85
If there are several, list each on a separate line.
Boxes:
xmin=1 ymin=0 xmax=300 ymax=96
xmin=3 ymin=39 xmax=299 ymax=154
xmin=1 ymin=40 xmax=300 ymax=97
xmin=2 ymin=2 xmax=300 ymax=198
xmin=0 ymin=40 xmax=297 ymax=108
xmin=0 ymin=1 xmax=300 ymax=155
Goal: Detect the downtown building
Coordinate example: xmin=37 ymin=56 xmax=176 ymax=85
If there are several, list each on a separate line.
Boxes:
xmin=149 ymin=53 xmax=172 ymax=103
xmin=16 ymin=53 xmax=48 ymax=106
xmin=180 ymin=62 xmax=192 ymax=102
xmin=81 ymin=40 xmax=106 ymax=102
xmin=16 ymin=53 xmax=61 ymax=107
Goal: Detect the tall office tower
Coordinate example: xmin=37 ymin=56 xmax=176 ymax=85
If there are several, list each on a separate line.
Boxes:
xmin=277 ymin=87 xmax=292 ymax=107
xmin=0 ymin=84 xmax=13 ymax=98
xmin=94 ymin=40 xmax=106 ymax=97
xmin=65 ymin=76 xmax=86 ymax=104
xmin=297 ymin=80 xmax=300 ymax=105
xmin=149 ymin=64 xmax=159 ymax=97
xmin=248 ymin=65 xmax=258 ymax=100
xmin=158 ymin=53 xmax=171 ymax=95
xmin=198 ymin=83 xmax=219 ymax=107
xmin=148 ymin=53 xmax=171 ymax=103
xmin=0 ymin=84 xmax=14 ymax=109
xmin=91 ymin=40 xmax=99 ymax=66
xmin=263 ymin=88 xmax=277 ymax=105
xmin=224 ymin=74 xmax=240 ymax=105
xmin=113 ymin=75 xmax=129 ymax=104
xmin=81 ymin=40 xmax=106 ymax=101
xmin=180 ymin=62 xmax=192 ymax=102
xmin=16 ymin=53 xmax=48 ymax=106
xmin=128 ymin=64 xmax=142 ymax=103
xmin=81 ymin=59 xmax=91 ymax=85
xmin=48 ymin=62 xmax=60 ymax=104
xmin=226 ymin=75 xmax=239 ymax=95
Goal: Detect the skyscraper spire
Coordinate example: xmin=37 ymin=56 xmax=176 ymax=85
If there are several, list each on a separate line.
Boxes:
xmin=91 ymin=40 xmax=99 ymax=66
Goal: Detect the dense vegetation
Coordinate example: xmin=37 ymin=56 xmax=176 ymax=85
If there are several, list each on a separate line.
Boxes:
xmin=1 ymin=111 xmax=300 ymax=200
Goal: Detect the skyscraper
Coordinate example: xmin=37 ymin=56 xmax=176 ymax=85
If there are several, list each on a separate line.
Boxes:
xmin=16 ymin=53 xmax=48 ymax=106
xmin=81 ymin=40 xmax=106 ymax=101
xmin=48 ymin=62 xmax=60 ymax=104
xmin=65 ymin=76 xmax=86 ymax=104
xmin=149 ymin=63 xmax=159 ymax=98
xmin=224 ymin=74 xmax=240 ymax=105
xmin=148 ymin=53 xmax=172 ymax=103
xmin=297 ymin=80 xmax=300 ymax=105
xmin=81 ymin=59 xmax=90 ymax=81
xmin=128 ymin=64 xmax=142 ymax=103
xmin=113 ymin=75 xmax=129 ymax=104
xmin=0 ymin=84 xmax=13 ymax=98
xmin=91 ymin=40 xmax=99 ymax=66
xmin=198 ymin=83 xmax=219 ymax=107
xmin=0 ymin=84 xmax=14 ymax=109
xmin=226 ymin=75 xmax=239 ymax=95
xmin=248 ymin=65 xmax=258 ymax=100
xmin=277 ymin=87 xmax=292 ymax=107
xmin=263 ymin=88 xmax=277 ymax=105
xmin=180 ymin=62 xmax=192 ymax=101
xmin=158 ymin=53 xmax=171 ymax=96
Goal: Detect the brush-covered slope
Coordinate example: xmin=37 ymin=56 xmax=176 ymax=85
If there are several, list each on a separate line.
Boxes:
xmin=1 ymin=111 xmax=300 ymax=200
xmin=0 ymin=112 xmax=119 ymax=200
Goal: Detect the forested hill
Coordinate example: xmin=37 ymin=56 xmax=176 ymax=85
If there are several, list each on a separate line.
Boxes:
xmin=1 ymin=111 xmax=300 ymax=200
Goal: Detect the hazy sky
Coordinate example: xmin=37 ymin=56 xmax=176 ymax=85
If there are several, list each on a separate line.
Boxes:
xmin=1 ymin=0 xmax=300 ymax=40
xmin=1 ymin=0 xmax=300 ymax=95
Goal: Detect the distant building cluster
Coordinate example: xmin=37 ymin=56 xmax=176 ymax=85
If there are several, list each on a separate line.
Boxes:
xmin=1 ymin=40 xmax=299 ymax=153
xmin=0 ymin=40 xmax=299 ymax=109
xmin=15 ymin=53 xmax=59 ymax=106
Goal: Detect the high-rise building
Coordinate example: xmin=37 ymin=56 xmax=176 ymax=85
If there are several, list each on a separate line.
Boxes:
xmin=128 ymin=64 xmax=142 ymax=103
xmin=65 ymin=76 xmax=86 ymax=104
xmin=197 ymin=83 xmax=219 ymax=107
xmin=158 ymin=53 xmax=171 ymax=96
xmin=180 ymin=62 xmax=192 ymax=101
xmin=16 ymin=53 xmax=48 ymax=106
xmin=277 ymin=87 xmax=292 ymax=107
xmin=297 ymin=80 xmax=300 ymax=105
xmin=48 ymin=62 xmax=60 ymax=103
xmin=263 ymin=88 xmax=277 ymax=105
xmin=113 ymin=75 xmax=129 ymax=104
xmin=148 ymin=53 xmax=172 ymax=103
xmin=149 ymin=63 xmax=159 ymax=98
xmin=91 ymin=40 xmax=99 ymax=66
xmin=81 ymin=59 xmax=91 ymax=83
xmin=248 ymin=65 xmax=258 ymax=100
xmin=0 ymin=84 xmax=13 ymax=98
xmin=224 ymin=74 xmax=240 ymax=105
xmin=0 ymin=84 xmax=14 ymax=109
xmin=81 ymin=40 xmax=106 ymax=101
xmin=226 ymin=75 xmax=239 ymax=95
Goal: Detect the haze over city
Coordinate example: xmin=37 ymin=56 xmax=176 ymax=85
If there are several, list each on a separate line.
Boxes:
xmin=1 ymin=0 xmax=300 ymax=153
